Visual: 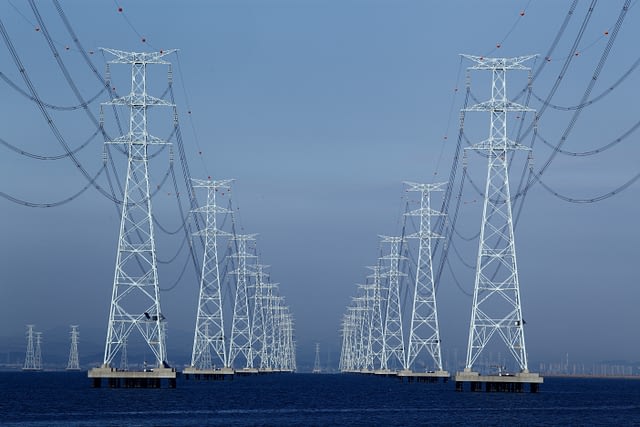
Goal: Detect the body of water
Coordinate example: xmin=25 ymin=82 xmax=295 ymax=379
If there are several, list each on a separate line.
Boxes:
xmin=1 ymin=371 xmax=639 ymax=425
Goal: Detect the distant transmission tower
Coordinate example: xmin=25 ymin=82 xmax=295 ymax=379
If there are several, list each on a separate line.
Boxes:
xmin=366 ymin=265 xmax=385 ymax=370
xmin=23 ymin=325 xmax=38 ymax=371
xmin=461 ymin=55 xmax=535 ymax=373
xmin=190 ymin=178 xmax=233 ymax=370
xmin=405 ymin=182 xmax=446 ymax=373
xmin=34 ymin=332 xmax=42 ymax=370
xmin=100 ymin=49 xmax=176 ymax=369
xmin=251 ymin=264 xmax=269 ymax=369
xmin=313 ymin=343 xmax=321 ymax=373
xmin=380 ymin=235 xmax=407 ymax=371
xmin=67 ymin=325 xmax=80 ymax=371
xmin=261 ymin=281 xmax=278 ymax=369
xmin=228 ymin=233 xmax=257 ymax=368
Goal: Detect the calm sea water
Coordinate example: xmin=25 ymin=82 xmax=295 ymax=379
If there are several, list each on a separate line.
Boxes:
xmin=1 ymin=371 xmax=639 ymax=426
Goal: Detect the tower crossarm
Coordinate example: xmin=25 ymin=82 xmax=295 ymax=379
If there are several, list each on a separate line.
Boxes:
xmin=105 ymin=134 xmax=171 ymax=146
xmin=106 ymin=94 xmax=173 ymax=108
xmin=191 ymin=178 xmax=235 ymax=189
xmin=460 ymin=54 xmax=537 ymax=70
xmin=403 ymin=181 xmax=447 ymax=193
xmin=466 ymin=138 xmax=530 ymax=152
xmin=101 ymin=48 xmax=178 ymax=65
xmin=464 ymin=100 xmax=534 ymax=113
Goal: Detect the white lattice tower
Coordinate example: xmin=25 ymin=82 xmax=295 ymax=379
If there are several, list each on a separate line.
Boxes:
xmin=23 ymin=325 xmax=36 ymax=370
xmin=261 ymin=282 xmax=278 ymax=369
xmin=380 ymin=236 xmax=407 ymax=371
xmin=352 ymin=295 xmax=369 ymax=370
xmin=272 ymin=297 xmax=294 ymax=370
xmin=341 ymin=309 xmax=358 ymax=372
xmin=101 ymin=49 xmax=176 ymax=368
xmin=280 ymin=308 xmax=294 ymax=371
xmin=67 ymin=325 xmax=80 ymax=370
xmin=358 ymin=284 xmax=374 ymax=369
xmin=271 ymin=296 xmax=284 ymax=369
xmin=405 ymin=182 xmax=447 ymax=372
xmin=462 ymin=54 xmax=535 ymax=373
xmin=313 ymin=343 xmax=321 ymax=373
xmin=228 ymin=233 xmax=257 ymax=368
xmin=276 ymin=301 xmax=291 ymax=370
xmin=366 ymin=266 xmax=385 ymax=370
xmin=285 ymin=310 xmax=296 ymax=371
xmin=34 ymin=332 xmax=42 ymax=370
xmin=190 ymin=178 xmax=233 ymax=369
xmin=358 ymin=283 xmax=376 ymax=370
xmin=250 ymin=264 xmax=269 ymax=368
xmin=339 ymin=312 xmax=348 ymax=371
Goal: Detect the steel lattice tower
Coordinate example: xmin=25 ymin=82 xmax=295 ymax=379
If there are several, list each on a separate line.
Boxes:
xmin=261 ymin=282 xmax=278 ymax=369
xmin=190 ymin=178 xmax=233 ymax=369
xmin=313 ymin=343 xmax=321 ymax=373
xmin=67 ymin=325 xmax=80 ymax=371
xmin=462 ymin=55 xmax=535 ymax=373
xmin=358 ymin=283 xmax=375 ymax=370
xmin=228 ymin=234 xmax=257 ymax=368
xmin=351 ymin=296 xmax=367 ymax=370
xmin=339 ymin=313 xmax=352 ymax=371
xmin=100 ymin=49 xmax=176 ymax=369
xmin=34 ymin=332 xmax=42 ymax=370
xmin=405 ymin=182 xmax=447 ymax=372
xmin=380 ymin=236 xmax=407 ymax=371
xmin=251 ymin=264 xmax=268 ymax=369
xmin=23 ymin=325 xmax=37 ymax=371
xmin=366 ymin=266 xmax=385 ymax=370
xmin=281 ymin=307 xmax=296 ymax=371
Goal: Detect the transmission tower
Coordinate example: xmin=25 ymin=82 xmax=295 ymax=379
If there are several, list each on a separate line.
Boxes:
xmin=228 ymin=233 xmax=257 ymax=369
xmin=380 ymin=235 xmax=407 ymax=371
xmin=190 ymin=178 xmax=233 ymax=370
xmin=251 ymin=264 xmax=269 ymax=369
xmin=313 ymin=343 xmax=321 ymax=373
xmin=67 ymin=325 xmax=80 ymax=371
xmin=355 ymin=295 xmax=371 ymax=370
xmin=261 ymin=281 xmax=278 ymax=369
xmin=100 ymin=48 xmax=176 ymax=369
xmin=281 ymin=307 xmax=296 ymax=371
xmin=23 ymin=325 xmax=38 ymax=371
xmin=461 ymin=55 xmax=535 ymax=374
xmin=357 ymin=283 xmax=375 ymax=370
xmin=405 ymin=182 xmax=447 ymax=373
xmin=34 ymin=332 xmax=42 ymax=370
xmin=366 ymin=266 xmax=385 ymax=370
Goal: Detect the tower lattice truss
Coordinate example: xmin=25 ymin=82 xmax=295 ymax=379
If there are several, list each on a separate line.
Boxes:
xmin=101 ymin=49 xmax=176 ymax=368
xmin=462 ymin=55 xmax=536 ymax=373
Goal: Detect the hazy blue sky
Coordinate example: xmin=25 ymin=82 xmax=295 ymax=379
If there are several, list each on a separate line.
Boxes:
xmin=1 ymin=0 xmax=639 ymax=370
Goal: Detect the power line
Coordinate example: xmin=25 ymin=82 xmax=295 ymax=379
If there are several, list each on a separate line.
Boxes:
xmin=0 ymin=16 xmax=120 ymax=204
xmin=0 ymin=128 xmax=100 ymax=161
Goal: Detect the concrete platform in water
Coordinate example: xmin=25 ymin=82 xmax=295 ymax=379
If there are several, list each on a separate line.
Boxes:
xmin=88 ymin=365 xmax=177 ymax=388
xmin=454 ymin=370 xmax=543 ymax=392
xmin=182 ymin=366 xmax=235 ymax=381
xmin=235 ymin=367 xmax=260 ymax=376
xmin=397 ymin=370 xmax=450 ymax=383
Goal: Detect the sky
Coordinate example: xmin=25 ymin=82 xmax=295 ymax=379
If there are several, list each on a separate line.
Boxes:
xmin=1 ymin=0 xmax=639 ymax=372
